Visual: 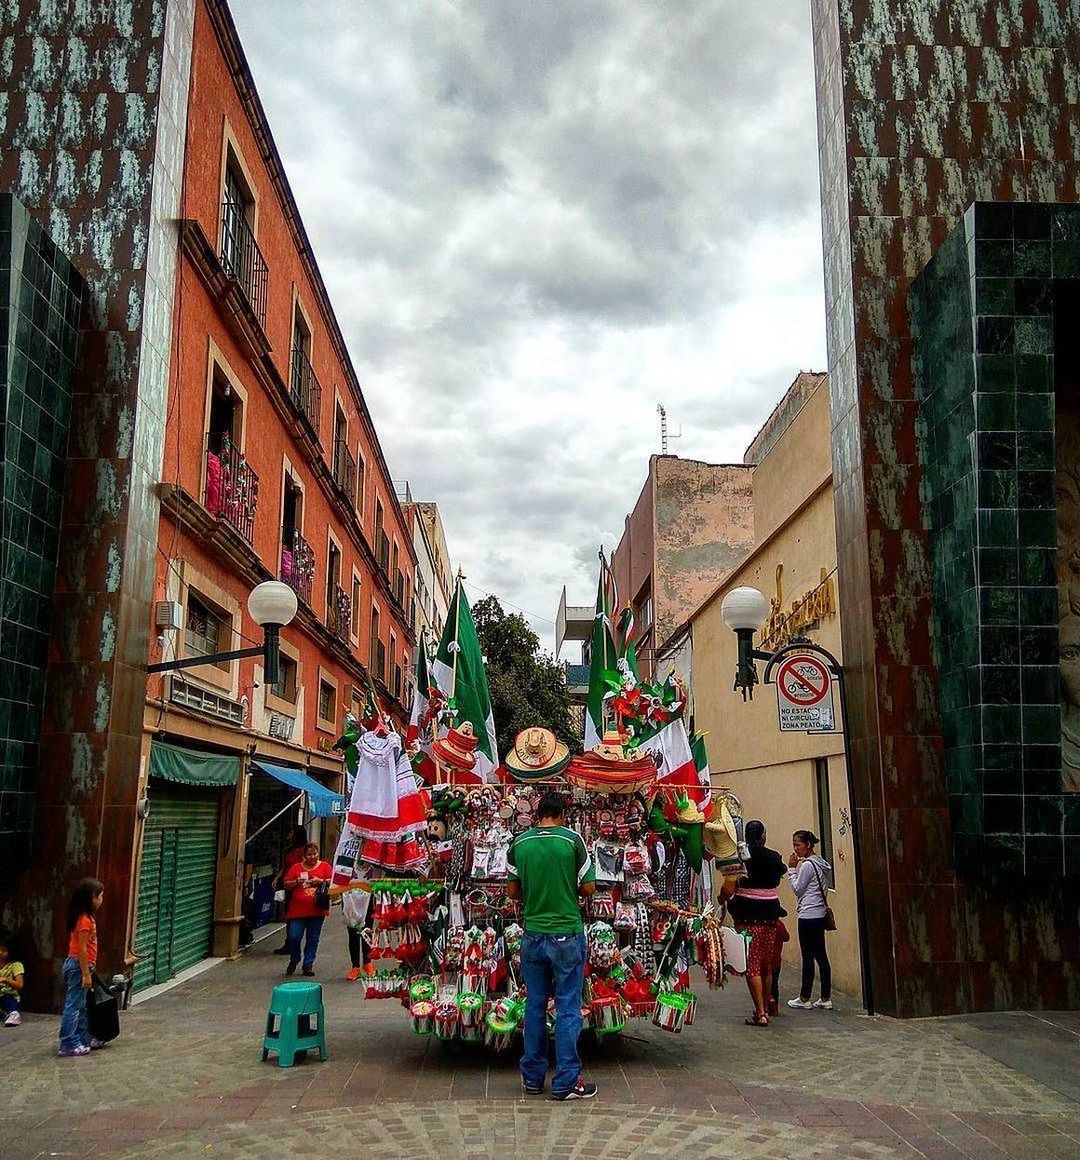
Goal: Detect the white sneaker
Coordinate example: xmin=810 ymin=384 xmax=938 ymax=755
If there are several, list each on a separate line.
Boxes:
xmin=787 ymin=998 xmax=814 ymax=1010
xmin=3 ymin=1011 xmax=20 ymax=1026
xmin=812 ymin=998 xmax=833 ymax=1010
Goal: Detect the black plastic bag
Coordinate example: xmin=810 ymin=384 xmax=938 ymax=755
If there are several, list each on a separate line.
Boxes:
xmin=86 ymin=973 xmax=120 ymax=1042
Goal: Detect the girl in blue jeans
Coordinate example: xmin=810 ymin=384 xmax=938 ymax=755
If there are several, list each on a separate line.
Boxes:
xmin=59 ymin=878 xmax=105 ymax=1057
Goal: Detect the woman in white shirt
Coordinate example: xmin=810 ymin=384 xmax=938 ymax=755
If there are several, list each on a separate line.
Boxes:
xmin=785 ymin=830 xmax=833 ymax=1010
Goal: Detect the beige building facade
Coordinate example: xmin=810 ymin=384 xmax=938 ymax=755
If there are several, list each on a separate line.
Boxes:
xmin=691 ymin=373 xmax=864 ymax=1000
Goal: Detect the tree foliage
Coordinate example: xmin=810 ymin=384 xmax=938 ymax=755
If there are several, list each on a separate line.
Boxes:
xmin=471 ymin=595 xmax=580 ymax=762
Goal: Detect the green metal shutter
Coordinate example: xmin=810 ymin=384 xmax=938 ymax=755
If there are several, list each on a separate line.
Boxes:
xmin=132 ymin=784 xmax=220 ymax=991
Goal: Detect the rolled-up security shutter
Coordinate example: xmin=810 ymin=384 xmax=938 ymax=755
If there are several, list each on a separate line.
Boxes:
xmin=133 ymin=784 xmax=219 ymax=990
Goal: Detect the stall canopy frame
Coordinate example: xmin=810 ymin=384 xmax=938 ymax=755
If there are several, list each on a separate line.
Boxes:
xmin=251 ymin=760 xmax=346 ymax=819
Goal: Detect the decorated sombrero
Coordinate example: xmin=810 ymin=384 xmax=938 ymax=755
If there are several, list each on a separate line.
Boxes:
xmin=504 ymin=727 xmax=571 ymax=781
xmin=566 ymin=730 xmax=658 ymax=795
xmin=432 ymin=722 xmax=479 ymax=772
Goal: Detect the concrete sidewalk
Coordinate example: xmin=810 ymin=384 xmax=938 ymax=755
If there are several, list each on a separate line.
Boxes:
xmin=0 ymin=924 xmax=1077 ymax=1159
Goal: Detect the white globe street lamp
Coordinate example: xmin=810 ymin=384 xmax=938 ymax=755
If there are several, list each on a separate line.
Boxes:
xmin=720 ymin=586 xmax=770 ymax=698
xmin=148 ymin=580 xmax=299 ymax=686
xmin=247 ymin=581 xmax=298 ymax=686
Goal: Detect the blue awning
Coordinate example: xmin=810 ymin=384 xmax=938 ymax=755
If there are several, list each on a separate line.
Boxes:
xmin=253 ymin=761 xmax=346 ymax=819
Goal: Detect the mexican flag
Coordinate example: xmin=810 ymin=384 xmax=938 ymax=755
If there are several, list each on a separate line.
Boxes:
xmin=406 ymin=631 xmax=437 ymax=783
xmin=635 ymin=676 xmax=710 ymax=806
xmin=584 ymin=551 xmax=619 ymax=749
xmin=431 ymin=582 xmax=499 ymax=783
xmin=617 ymin=604 xmax=638 ymax=678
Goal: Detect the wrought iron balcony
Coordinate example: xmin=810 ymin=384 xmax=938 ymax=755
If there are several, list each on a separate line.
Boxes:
xmin=280 ymin=526 xmax=315 ymax=605
xmin=289 ymin=345 xmax=322 ymax=435
xmin=328 ymin=582 xmax=351 ymax=643
xmin=205 ymin=432 xmax=259 ymax=545
xmin=220 ymin=201 xmax=268 ymax=329
xmin=332 ymin=438 xmax=357 ymax=502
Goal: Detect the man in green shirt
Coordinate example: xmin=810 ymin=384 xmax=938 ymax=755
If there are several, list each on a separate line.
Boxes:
xmin=507 ymin=792 xmax=597 ymax=1101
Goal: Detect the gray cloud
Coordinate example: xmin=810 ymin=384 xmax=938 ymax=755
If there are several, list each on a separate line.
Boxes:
xmin=232 ymin=0 xmax=827 ymax=652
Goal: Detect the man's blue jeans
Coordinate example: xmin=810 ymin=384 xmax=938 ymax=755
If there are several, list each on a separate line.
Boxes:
xmin=287 ymin=916 xmax=325 ymax=968
xmin=58 ymin=956 xmax=90 ymax=1051
xmin=519 ymin=930 xmax=586 ymax=1094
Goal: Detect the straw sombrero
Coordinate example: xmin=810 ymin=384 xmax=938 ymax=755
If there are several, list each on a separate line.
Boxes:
xmin=432 ymin=722 xmax=479 ymax=772
xmin=504 ymin=727 xmax=570 ymax=780
xmin=703 ymin=798 xmax=740 ymax=862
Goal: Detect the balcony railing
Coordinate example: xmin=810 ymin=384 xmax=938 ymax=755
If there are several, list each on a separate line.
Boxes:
xmin=328 ymin=582 xmax=351 ymax=643
xmin=220 ymin=200 xmax=268 ymax=328
xmin=205 ymin=432 xmax=258 ymax=545
xmin=289 ymin=345 xmax=322 ymax=435
xmin=280 ymin=526 xmax=315 ymax=605
xmin=333 ymin=438 xmax=357 ymax=502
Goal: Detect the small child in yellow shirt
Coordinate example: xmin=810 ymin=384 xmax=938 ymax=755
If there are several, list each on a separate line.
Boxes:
xmin=0 ymin=929 xmax=24 ymax=1027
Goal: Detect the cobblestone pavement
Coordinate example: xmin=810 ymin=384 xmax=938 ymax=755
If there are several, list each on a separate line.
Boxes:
xmin=0 ymin=930 xmax=1077 ymax=1159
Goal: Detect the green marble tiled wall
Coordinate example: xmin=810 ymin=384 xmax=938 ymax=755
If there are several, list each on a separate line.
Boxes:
xmin=0 ymin=194 xmax=82 ymax=870
xmin=912 ymin=201 xmax=1077 ymax=880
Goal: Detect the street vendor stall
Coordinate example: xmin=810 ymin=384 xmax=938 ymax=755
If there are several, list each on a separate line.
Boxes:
xmin=332 ymin=722 xmax=750 ymax=1051
xmin=329 ymin=576 xmax=753 ymax=1053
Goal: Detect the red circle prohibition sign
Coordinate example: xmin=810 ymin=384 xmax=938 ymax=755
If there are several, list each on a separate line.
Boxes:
xmin=777 ymin=655 xmax=830 ymax=706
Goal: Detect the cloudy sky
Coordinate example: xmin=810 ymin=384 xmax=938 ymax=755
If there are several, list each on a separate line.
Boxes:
xmin=231 ymin=0 xmax=827 ymax=653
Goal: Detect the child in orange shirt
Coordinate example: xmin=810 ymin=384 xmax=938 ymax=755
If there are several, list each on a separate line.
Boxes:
xmin=58 ymin=878 xmax=104 ymax=1057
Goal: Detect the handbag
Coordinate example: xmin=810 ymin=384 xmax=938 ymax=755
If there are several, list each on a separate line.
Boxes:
xmin=314 ymin=881 xmax=331 ymax=910
xmin=810 ymin=862 xmax=836 ymax=931
xmin=720 ymin=925 xmax=750 ymax=974
xmin=86 ymin=973 xmax=120 ymax=1043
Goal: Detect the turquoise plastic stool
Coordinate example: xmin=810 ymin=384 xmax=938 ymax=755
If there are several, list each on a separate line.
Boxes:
xmin=262 ymin=981 xmax=328 ymax=1067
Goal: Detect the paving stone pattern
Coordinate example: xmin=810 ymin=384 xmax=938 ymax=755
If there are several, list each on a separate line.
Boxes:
xmin=0 ymin=935 xmax=1076 ymax=1159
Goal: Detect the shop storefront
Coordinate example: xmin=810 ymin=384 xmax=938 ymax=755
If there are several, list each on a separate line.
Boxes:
xmin=244 ymin=760 xmax=346 ymax=932
xmin=132 ymin=742 xmax=240 ymax=991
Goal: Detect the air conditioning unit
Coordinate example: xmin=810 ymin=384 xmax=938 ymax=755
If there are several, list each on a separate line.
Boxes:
xmin=155 ymin=600 xmax=183 ymax=630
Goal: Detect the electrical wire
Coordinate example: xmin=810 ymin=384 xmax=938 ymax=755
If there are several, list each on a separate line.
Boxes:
xmin=460 ymin=579 xmax=555 ymax=625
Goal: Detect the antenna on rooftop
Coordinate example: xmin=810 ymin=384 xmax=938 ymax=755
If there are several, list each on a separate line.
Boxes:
xmin=657 ymin=403 xmax=681 ymax=455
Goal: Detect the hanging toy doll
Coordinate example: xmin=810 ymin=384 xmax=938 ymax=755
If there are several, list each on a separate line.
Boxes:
xmin=332 ymin=711 xmax=361 ymax=797
xmin=648 ymin=789 xmax=705 ymax=873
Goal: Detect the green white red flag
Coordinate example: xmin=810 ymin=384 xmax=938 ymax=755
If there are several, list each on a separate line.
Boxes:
xmin=406 ymin=630 xmax=437 ymax=783
xmin=584 ymin=550 xmax=619 ymax=750
xmin=431 ymin=581 xmax=499 ymax=783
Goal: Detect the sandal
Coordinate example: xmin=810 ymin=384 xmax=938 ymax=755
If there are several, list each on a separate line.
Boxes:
xmin=744 ymin=1013 xmax=769 ymax=1026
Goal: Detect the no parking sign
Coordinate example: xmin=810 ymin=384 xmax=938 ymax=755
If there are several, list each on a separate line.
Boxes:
xmin=775 ymin=653 xmax=837 ymax=732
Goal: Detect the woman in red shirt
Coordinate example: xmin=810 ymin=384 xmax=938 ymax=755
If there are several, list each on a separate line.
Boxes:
xmin=59 ymin=878 xmax=104 ymax=1057
xmin=283 ymin=843 xmax=332 ymax=976
xmin=272 ymin=826 xmax=309 ymax=955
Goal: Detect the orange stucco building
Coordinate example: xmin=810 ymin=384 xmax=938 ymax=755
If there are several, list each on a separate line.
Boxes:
xmin=134 ymin=0 xmax=418 ymax=987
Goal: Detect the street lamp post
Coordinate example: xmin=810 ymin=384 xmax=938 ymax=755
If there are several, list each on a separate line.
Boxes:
xmin=148 ymin=580 xmax=298 ymax=686
xmin=719 ymin=585 xmax=875 ymax=1016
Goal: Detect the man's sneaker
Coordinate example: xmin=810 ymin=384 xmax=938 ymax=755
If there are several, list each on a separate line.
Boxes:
xmin=812 ymin=998 xmax=834 ymax=1010
xmin=552 ymin=1079 xmax=597 ymax=1101
xmin=272 ymin=945 xmax=291 ymax=955
xmin=346 ymin=966 xmax=363 ymax=981
xmin=302 ymin=965 xmax=315 ymax=977
xmin=3 ymin=1011 xmax=21 ymax=1026
xmin=362 ymin=963 xmax=375 ymax=977
xmin=58 ymin=1045 xmax=91 ymax=1057
xmin=787 ymin=997 xmax=814 ymax=1010
xmin=522 ymin=1079 xmax=545 ymax=1095
xmin=89 ymin=1038 xmax=109 ymax=1049
xmin=285 ymin=959 xmax=299 ymax=976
